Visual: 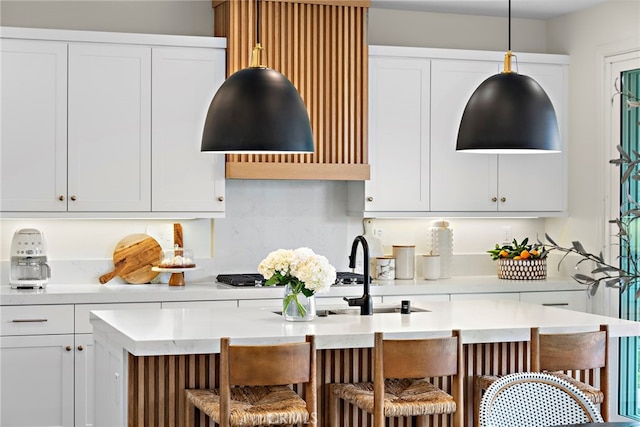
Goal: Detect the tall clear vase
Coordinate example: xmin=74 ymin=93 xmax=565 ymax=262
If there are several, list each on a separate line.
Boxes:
xmin=282 ymin=284 xmax=316 ymax=321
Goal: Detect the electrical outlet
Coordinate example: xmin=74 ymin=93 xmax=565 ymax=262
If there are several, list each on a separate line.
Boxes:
xmin=501 ymin=226 xmax=512 ymax=244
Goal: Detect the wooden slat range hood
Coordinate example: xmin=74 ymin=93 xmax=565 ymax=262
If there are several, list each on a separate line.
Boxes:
xmin=212 ymin=0 xmax=371 ymax=180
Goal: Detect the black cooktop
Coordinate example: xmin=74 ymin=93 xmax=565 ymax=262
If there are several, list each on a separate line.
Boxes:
xmin=216 ymin=272 xmax=366 ymax=287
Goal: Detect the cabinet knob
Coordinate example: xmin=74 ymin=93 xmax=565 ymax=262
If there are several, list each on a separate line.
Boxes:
xmin=59 ymin=195 xmax=65 ymax=201
xmin=70 ymin=195 xmax=77 ymax=201
xmin=77 ymin=345 xmax=84 ymax=351
xmin=217 ymin=196 xmax=224 ymax=202
xmin=65 ymin=345 xmax=72 ymax=351
xmin=367 ymin=197 xmax=374 ymax=202
xmin=500 ymin=197 xmax=506 ymax=203
xmin=491 ymin=197 xmax=498 ymax=203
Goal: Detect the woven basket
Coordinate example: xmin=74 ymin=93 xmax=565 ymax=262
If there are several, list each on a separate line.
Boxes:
xmin=497 ymin=258 xmax=547 ymax=280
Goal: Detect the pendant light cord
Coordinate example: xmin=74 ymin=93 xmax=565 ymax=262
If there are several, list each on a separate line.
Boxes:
xmin=508 ymin=0 xmax=511 ymax=51
xmin=251 ymin=0 xmax=264 ymax=68
xmin=256 ymin=0 xmax=261 ymax=46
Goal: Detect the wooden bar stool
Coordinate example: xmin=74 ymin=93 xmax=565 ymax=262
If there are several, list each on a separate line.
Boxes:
xmin=185 ymin=335 xmax=317 ymax=427
xmin=329 ymin=330 xmax=464 ymax=427
xmin=473 ymin=325 xmax=609 ymax=425
xmin=531 ymin=324 xmax=609 ymax=420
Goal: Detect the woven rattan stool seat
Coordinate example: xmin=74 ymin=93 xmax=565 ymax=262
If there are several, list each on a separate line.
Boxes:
xmin=185 ymin=386 xmax=309 ymax=426
xmin=332 ymin=378 xmax=456 ymax=417
xmin=547 ymin=371 xmax=604 ymax=404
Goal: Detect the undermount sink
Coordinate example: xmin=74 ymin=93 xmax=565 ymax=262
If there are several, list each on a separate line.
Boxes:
xmin=317 ymin=306 xmax=430 ymax=316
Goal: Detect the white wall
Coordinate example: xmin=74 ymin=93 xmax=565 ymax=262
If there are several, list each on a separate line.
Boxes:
xmin=0 ymin=0 xmax=214 ymax=36
xmin=545 ymin=0 xmax=640 ymax=251
xmin=369 ymin=8 xmax=548 ymax=53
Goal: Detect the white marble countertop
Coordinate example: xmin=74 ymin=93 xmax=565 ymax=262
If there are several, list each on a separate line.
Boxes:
xmin=90 ymin=299 xmax=640 ymax=356
xmin=0 ymin=276 xmax=586 ymax=305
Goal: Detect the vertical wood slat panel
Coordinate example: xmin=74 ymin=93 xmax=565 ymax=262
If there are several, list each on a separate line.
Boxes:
xmin=214 ymin=0 xmax=369 ymax=179
xmin=127 ymin=343 xmax=601 ymax=427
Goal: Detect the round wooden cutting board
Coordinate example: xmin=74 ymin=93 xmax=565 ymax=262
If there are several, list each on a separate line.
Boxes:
xmin=99 ymin=233 xmax=162 ymax=284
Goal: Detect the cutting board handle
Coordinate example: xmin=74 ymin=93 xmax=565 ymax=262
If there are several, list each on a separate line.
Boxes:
xmin=99 ymin=270 xmax=116 ymax=284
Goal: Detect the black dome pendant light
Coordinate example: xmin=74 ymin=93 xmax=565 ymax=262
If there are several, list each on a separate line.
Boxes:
xmin=456 ymin=0 xmax=560 ymax=153
xmin=201 ymin=0 xmax=314 ymax=153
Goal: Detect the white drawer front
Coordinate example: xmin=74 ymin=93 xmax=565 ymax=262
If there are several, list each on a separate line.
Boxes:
xmin=520 ymin=291 xmax=588 ymax=312
xmin=161 ymin=300 xmax=238 ymax=309
xmin=450 ymin=292 xmax=519 ymax=301
xmin=1 ymin=305 xmax=74 ymax=336
xmin=75 ymin=302 xmax=161 ymax=334
xmin=238 ymin=299 xmax=283 ymax=309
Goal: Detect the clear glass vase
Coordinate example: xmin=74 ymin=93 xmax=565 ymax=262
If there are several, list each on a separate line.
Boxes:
xmin=282 ymin=284 xmax=316 ymax=321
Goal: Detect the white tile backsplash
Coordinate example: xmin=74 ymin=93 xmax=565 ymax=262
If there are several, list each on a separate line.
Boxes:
xmin=0 ymin=180 xmax=548 ymax=284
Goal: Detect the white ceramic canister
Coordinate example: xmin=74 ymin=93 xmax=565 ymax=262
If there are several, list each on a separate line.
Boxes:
xmin=392 ymin=245 xmax=415 ymax=279
xmin=422 ymin=254 xmax=440 ymax=280
xmin=375 ymin=257 xmax=395 ymax=280
xmin=429 ymin=220 xmax=453 ymax=279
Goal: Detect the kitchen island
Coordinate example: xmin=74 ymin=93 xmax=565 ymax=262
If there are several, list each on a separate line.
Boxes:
xmin=90 ymin=299 xmax=640 ymax=427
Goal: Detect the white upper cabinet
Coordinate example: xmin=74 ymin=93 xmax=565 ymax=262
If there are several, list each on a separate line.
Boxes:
xmin=430 ymin=59 xmax=567 ymax=213
xmin=68 ymin=43 xmax=152 ymax=212
xmin=364 ymin=56 xmax=431 ymax=212
xmin=350 ymin=45 xmax=569 ymax=218
xmin=0 ymin=28 xmax=227 ymax=218
xmin=151 ymin=47 xmax=225 ymax=213
xmin=0 ymin=39 xmax=68 ymax=211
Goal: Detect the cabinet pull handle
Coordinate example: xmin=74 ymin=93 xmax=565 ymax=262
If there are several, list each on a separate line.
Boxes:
xmin=542 ymin=303 xmax=569 ymax=306
xmin=77 ymin=345 xmax=84 ymax=351
xmin=70 ymin=195 xmax=77 ymax=201
xmin=500 ymin=197 xmax=506 ymax=203
xmin=367 ymin=197 xmax=374 ymax=202
xmin=59 ymin=195 xmax=65 ymax=201
xmin=12 ymin=318 xmax=48 ymax=323
xmin=65 ymin=345 xmax=72 ymax=351
xmin=491 ymin=197 xmax=497 ymax=203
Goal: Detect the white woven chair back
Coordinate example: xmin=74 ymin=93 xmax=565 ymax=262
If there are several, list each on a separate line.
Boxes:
xmin=479 ymin=372 xmax=604 ymax=427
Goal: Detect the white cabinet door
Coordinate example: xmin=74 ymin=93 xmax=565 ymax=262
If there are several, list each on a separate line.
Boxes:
xmin=497 ymin=62 xmax=567 ymax=212
xmin=0 ymin=39 xmax=68 ymax=212
xmin=74 ymin=334 xmax=95 ymax=427
xmin=68 ymin=43 xmax=151 ymax=212
xmin=365 ymin=56 xmax=431 ymax=212
xmin=430 ymin=59 xmax=500 ymax=212
xmin=0 ymin=334 xmax=75 ymax=427
xmin=151 ymin=47 xmax=226 ymax=213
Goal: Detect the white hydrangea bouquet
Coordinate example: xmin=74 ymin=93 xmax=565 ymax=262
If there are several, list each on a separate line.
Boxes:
xmin=258 ymin=247 xmax=336 ymax=317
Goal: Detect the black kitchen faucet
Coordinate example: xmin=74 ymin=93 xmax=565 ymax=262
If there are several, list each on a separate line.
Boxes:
xmin=344 ymin=235 xmax=374 ymax=315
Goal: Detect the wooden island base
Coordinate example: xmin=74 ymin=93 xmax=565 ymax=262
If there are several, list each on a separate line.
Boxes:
xmin=126 ymin=341 xmax=578 ymax=427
